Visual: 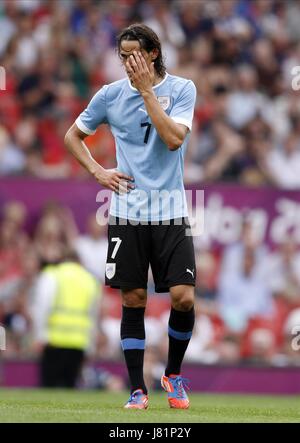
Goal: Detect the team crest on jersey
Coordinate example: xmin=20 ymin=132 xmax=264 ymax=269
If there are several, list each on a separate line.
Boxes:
xmin=106 ymin=263 xmax=116 ymax=279
xmin=157 ymin=96 xmax=170 ymax=111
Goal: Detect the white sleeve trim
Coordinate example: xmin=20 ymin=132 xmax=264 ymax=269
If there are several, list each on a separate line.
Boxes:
xmin=75 ymin=117 xmax=97 ymax=135
xmin=171 ymin=116 xmax=192 ymax=131
xmin=31 ymin=273 xmax=57 ymax=343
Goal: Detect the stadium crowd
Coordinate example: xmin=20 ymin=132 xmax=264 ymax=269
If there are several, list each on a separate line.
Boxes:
xmin=1 ymin=0 xmax=300 ymax=186
xmin=1 ymin=0 xmax=300 ymax=378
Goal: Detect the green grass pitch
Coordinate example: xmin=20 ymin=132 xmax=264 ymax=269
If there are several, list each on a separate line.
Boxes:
xmin=0 ymin=389 xmax=299 ymax=423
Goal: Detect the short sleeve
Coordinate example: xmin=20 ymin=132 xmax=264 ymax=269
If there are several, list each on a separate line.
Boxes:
xmin=75 ymin=85 xmax=108 ymax=135
xmin=170 ymin=81 xmax=197 ymax=131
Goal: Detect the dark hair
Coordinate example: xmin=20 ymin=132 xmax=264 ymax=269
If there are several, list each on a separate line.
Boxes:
xmin=116 ymin=23 xmax=166 ymax=78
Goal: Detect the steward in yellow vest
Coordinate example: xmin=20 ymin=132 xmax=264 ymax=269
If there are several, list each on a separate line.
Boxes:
xmin=46 ymin=262 xmax=99 ymax=350
xmin=33 ymin=260 xmax=100 ymax=388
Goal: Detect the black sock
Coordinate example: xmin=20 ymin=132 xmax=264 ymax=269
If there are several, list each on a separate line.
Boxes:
xmin=165 ymin=306 xmax=195 ymax=377
xmin=121 ymin=306 xmax=147 ymax=394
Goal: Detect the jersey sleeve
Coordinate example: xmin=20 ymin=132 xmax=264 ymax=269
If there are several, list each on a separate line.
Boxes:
xmin=170 ymin=81 xmax=197 ymax=131
xmin=75 ymin=85 xmax=108 ymax=135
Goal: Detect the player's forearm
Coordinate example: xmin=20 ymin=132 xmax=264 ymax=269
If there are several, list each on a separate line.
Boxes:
xmin=141 ymin=91 xmax=186 ymax=150
xmin=65 ymin=127 xmax=134 ymax=192
xmin=64 ymin=129 xmax=102 ymax=175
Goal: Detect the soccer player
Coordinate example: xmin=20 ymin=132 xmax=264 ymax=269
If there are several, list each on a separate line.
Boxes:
xmin=65 ymin=24 xmax=196 ymax=410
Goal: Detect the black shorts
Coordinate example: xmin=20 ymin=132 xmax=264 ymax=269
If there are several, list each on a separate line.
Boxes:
xmin=105 ymin=217 xmax=196 ymax=293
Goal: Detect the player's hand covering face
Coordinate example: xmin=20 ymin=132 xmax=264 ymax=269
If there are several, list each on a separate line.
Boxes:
xmin=126 ymin=51 xmax=155 ymax=94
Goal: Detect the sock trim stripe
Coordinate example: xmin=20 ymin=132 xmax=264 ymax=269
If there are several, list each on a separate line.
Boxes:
xmin=168 ymin=326 xmax=192 ymax=341
xmin=121 ymin=338 xmax=145 ymax=350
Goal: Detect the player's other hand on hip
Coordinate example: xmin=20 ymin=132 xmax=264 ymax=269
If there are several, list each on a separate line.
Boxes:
xmin=92 ymin=166 xmax=135 ymax=194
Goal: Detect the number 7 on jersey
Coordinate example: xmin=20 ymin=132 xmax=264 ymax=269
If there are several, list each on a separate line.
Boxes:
xmin=141 ymin=122 xmax=152 ymax=144
xmin=111 ymin=237 xmax=122 ymax=259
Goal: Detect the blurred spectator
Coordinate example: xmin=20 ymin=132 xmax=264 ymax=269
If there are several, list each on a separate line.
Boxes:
xmin=219 ymin=216 xmax=269 ymax=280
xmin=216 ymin=334 xmax=241 ymax=364
xmin=0 ymin=1 xmax=17 ymax=57
xmin=0 ymin=125 xmax=25 ymax=176
xmin=0 ymin=201 xmax=32 ymax=356
xmin=185 ymin=118 xmax=245 ymax=183
xmin=33 ymin=202 xmax=78 ymax=265
xmin=75 ymin=214 xmax=108 ymax=282
xmin=236 ymin=113 xmax=272 ymax=186
xmin=286 ymin=0 xmax=300 ymax=43
xmin=264 ymin=240 xmax=300 ymax=305
xmin=80 ymin=364 xmax=125 ymax=391
xmin=0 ymin=202 xmax=28 ymax=300
xmin=195 ymin=247 xmax=219 ymax=301
xmin=278 ymin=308 xmax=300 ymax=366
xmin=184 ymin=300 xmax=219 ymax=364
xmin=262 ymin=133 xmax=300 ymax=189
xmin=218 ymin=244 xmax=274 ymax=335
xmin=34 ymin=215 xmax=68 ymax=265
xmin=226 ymin=64 xmax=265 ymax=130
xmin=144 ymin=1 xmax=186 ymax=70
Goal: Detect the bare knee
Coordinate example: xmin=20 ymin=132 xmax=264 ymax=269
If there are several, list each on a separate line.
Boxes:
xmin=170 ymin=285 xmax=195 ymax=312
xmin=122 ymin=288 xmax=147 ymax=308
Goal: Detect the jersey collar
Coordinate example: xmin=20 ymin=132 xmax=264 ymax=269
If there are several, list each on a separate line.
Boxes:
xmin=127 ymin=73 xmax=169 ymax=92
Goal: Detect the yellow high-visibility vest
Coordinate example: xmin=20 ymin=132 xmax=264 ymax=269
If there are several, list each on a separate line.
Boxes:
xmin=46 ymin=262 xmax=99 ymax=350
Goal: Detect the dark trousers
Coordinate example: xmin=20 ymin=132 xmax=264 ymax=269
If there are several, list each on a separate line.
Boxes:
xmin=40 ymin=345 xmax=84 ymax=388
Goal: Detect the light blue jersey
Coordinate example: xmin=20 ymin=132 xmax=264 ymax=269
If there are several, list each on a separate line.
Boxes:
xmin=76 ymin=73 xmax=196 ymax=221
